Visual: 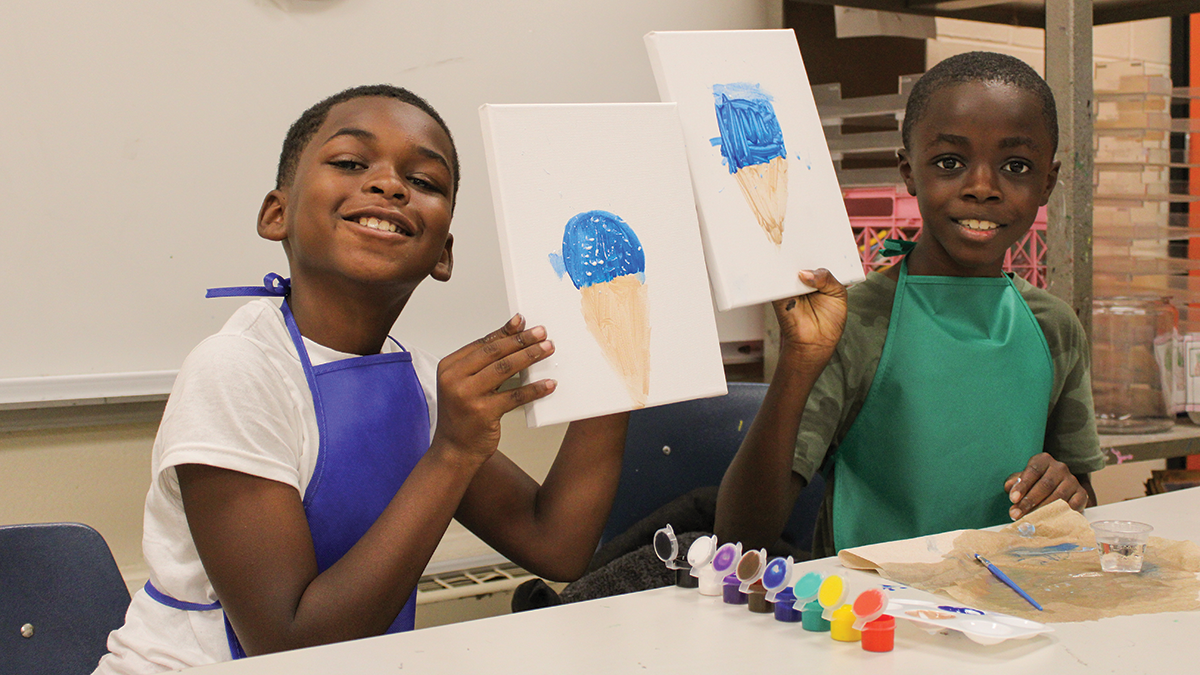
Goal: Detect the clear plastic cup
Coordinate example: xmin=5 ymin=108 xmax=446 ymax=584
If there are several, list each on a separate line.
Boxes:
xmin=1091 ymin=520 xmax=1153 ymax=573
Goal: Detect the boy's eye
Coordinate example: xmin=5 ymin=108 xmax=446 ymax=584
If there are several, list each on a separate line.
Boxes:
xmin=1003 ymin=160 xmax=1032 ymax=175
xmin=933 ymin=157 xmax=963 ymax=171
xmin=409 ymin=175 xmax=446 ymax=195
xmin=330 ymin=159 xmax=365 ymax=171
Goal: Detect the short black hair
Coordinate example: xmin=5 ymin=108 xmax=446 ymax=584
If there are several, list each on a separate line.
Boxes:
xmin=902 ymin=51 xmax=1058 ymax=154
xmin=275 ymin=84 xmax=459 ymax=203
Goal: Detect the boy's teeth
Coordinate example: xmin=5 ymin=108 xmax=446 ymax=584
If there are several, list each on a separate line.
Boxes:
xmin=959 ymin=219 xmax=999 ymax=231
xmin=358 ymin=216 xmax=398 ymax=233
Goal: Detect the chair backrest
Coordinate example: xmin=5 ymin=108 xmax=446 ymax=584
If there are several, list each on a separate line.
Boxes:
xmin=601 ymin=382 xmax=825 ymax=551
xmin=0 ymin=522 xmax=131 ymax=675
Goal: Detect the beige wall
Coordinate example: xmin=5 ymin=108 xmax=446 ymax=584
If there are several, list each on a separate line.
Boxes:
xmin=0 ymin=0 xmax=775 ymax=593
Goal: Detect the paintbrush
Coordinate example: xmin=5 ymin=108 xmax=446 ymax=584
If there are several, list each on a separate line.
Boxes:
xmin=975 ymin=554 xmax=1043 ymax=611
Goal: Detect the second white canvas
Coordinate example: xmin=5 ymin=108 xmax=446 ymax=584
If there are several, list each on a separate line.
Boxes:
xmin=480 ymin=103 xmax=727 ymax=427
xmin=646 ymin=29 xmax=866 ymax=310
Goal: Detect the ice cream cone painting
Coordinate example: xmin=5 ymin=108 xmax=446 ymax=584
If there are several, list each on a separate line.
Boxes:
xmin=713 ymin=83 xmax=787 ymax=246
xmin=479 ymin=102 xmax=727 ymax=427
xmin=550 ymin=210 xmax=651 ymax=407
xmin=645 ymin=30 xmax=866 ymax=311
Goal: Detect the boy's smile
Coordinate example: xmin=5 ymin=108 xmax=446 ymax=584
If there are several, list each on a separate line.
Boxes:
xmin=898 ymin=81 xmax=1059 ymax=278
xmin=259 ymin=96 xmax=457 ymax=304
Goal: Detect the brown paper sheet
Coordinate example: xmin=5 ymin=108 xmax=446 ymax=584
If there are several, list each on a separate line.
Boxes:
xmin=838 ymin=501 xmax=1200 ymax=623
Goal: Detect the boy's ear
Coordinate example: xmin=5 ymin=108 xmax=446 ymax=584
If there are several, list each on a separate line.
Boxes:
xmin=897 ymin=149 xmax=917 ymax=197
xmin=431 ymin=233 xmax=454 ymax=282
xmin=257 ymin=189 xmax=288 ymax=242
xmin=1040 ymin=159 xmax=1062 ymax=206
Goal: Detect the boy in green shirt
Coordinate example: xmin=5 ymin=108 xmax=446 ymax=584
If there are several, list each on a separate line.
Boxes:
xmin=717 ymin=52 xmax=1105 ymax=558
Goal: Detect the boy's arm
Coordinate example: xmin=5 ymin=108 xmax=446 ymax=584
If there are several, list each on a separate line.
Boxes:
xmin=180 ymin=316 xmax=558 ymax=656
xmin=453 ymin=412 xmax=629 ymax=582
xmin=715 ymin=269 xmax=847 ymax=550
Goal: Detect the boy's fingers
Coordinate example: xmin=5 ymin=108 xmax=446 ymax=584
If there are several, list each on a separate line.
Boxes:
xmin=798 ymin=268 xmax=846 ymax=297
xmin=446 ymin=315 xmax=527 ymax=364
xmin=479 ymin=340 xmax=555 ymax=390
xmin=454 ymin=326 xmax=547 ymax=378
xmin=501 ymin=378 xmax=557 ymax=410
xmin=1004 ymin=473 xmax=1022 ymax=493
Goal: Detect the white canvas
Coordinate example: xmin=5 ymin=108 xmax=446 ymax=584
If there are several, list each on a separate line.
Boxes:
xmin=646 ymin=29 xmax=866 ymax=310
xmin=480 ymin=103 xmax=727 ymax=427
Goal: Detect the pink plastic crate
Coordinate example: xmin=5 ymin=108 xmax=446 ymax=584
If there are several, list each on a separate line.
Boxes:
xmin=843 ymin=186 xmax=1047 ymax=288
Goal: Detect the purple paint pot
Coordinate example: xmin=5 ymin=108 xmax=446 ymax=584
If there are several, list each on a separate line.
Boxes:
xmin=722 ymin=574 xmax=748 ymax=605
xmin=773 ymin=588 xmax=802 ymax=622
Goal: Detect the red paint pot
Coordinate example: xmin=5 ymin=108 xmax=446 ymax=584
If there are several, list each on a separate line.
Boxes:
xmin=861 ymin=614 xmax=895 ymax=652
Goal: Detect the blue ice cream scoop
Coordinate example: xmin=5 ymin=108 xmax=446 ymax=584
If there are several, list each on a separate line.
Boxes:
xmin=551 ymin=210 xmax=645 ymax=288
xmin=711 ymin=82 xmax=786 ymax=174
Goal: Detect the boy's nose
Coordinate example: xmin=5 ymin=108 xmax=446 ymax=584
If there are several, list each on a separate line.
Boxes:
xmin=961 ymin=166 xmax=1001 ymax=202
xmin=364 ymin=170 xmax=409 ymax=202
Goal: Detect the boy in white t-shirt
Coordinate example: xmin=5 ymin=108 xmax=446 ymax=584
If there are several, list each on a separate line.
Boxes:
xmin=96 ymin=85 xmax=631 ymax=671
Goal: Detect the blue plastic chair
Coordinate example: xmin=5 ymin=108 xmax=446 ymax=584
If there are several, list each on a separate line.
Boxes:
xmin=600 ymin=382 xmax=825 ymax=551
xmin=0 ymin=522 xmax=131 ymax=675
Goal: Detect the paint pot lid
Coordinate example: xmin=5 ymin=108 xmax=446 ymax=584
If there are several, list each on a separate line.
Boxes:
xmin=653 ymin=524 xmax=682 ymax=569
xmin=817 ymin=575 xmax=846 ymax=608
xmin=735 ymin=549 xmax=767 ymax=584
xmin=686 ymin=535 xmax=717 ymax=569
xmin=852 ymin=588 xmax=887 ymax=630
xmin=711 ymin=542 xmax=743 ymax=574
xmin=761 ymin=556 xmax=793 ymax=591
xmin=792 ymin=571 xmax=824 ymax=600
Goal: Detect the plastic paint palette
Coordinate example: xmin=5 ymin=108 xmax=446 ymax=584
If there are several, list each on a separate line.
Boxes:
xmin=885 ymin=598 xmax=1053 ymax=645
xmin=851 ymin=588 xmax=887 ymax=630
xmin=735 ymin=549 xmax=767 ymax=592
xmin=653 ymin=524 xmax=683 ymax=570
xmin=760 ymin=556 xmax=794 ymax=602
xmin=817 ymin=574 xmax=847 ymax=620
xmin=710 ymin=542 xmax=743 ymax=576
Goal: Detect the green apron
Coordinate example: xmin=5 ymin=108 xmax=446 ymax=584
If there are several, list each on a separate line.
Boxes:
xmin=831 ymin=242 xmax=1053 ymax=551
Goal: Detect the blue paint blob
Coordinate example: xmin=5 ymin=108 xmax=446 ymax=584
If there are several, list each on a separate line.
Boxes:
xmin=547 ymin=252 xmax=567 ymax=279
xmin=559 ymin=210 xmax=645 ymax=290
xmin=712 ymin=82 xmax=786 ymax=174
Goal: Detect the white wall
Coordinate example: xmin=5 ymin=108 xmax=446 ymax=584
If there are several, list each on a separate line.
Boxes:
xmin=0 ymin=0 xmax=777 ymax=591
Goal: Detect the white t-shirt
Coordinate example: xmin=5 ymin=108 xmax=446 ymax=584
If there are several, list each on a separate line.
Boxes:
xmin=95 ymin=299 xmax=438 ymax=673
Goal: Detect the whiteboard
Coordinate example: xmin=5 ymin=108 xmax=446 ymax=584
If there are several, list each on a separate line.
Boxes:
xmin=0 ymin=0 xmax=770 ymax=403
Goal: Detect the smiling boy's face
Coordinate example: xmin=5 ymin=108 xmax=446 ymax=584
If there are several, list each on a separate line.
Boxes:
xmin=258 ymin=96 xmax=456 ymax=297
xmin=898 ymin=81 xmax=1059 ymax=278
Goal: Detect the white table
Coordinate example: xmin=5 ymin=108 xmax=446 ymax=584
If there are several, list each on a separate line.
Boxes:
xmin=191 ymin=487 xmax=1200 ymax=674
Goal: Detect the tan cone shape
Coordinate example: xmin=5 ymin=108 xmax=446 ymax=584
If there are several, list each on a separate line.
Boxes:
xmin=579 ymin=274 xmax=650 ymax=408
xmin=734 ymin=155 xmax=788 ymax=246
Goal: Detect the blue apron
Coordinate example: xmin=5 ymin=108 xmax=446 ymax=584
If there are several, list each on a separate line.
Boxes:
xmin=146 ymin=274 xmax=430 ymax=658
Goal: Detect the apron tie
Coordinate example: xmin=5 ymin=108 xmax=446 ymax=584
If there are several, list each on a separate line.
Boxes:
xmin=206 ymin=273 xmax=290 ymax=298
xmin=878 ymin=238 xmax=916 ymax=258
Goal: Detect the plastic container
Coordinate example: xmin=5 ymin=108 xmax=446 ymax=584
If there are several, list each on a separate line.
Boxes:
xmin=1092 ymin=297 xmax=1178 ymax=434
xmin=830 ymin=605 xmax=862 ymax=642
xmin=1091 ymin=520 xmax=1154 ymax=573
xmin=746 ymin=581 xmax=771 ymax=613
xmin=802 ymin=600 xmax=831 ymax=632
xmin=772 ymin=588 xmax=802 ymax=622
xmin=722 ymin=574 xmax=748 ymax=605
xmin=861 ymin=615 xmax=896 ymax=652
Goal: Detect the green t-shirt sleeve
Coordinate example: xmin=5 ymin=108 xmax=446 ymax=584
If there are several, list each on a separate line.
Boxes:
xmin=791 ymin=272 xmax=895 ymax=482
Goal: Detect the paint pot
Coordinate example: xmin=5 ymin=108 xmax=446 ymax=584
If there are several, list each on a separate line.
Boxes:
xmin=761 ymin=556 xmax=794 ymax=603
xmin=674 ymin=566 xmax=698 ymax=588
xmin=772 ymin=588 xmax=802 ymax=623
xmin=686 ymin=535 xmax=722 ymax=596
xmin=801 ymin=600 xmax=830 ymax=632
xmin=817 ymin=574 xmax=847 ymax=621
xmin=747 ymin=581 xmax=771 ymax=613
xmin=861 ymin=615 xmax=895 ymax=652
xmin=735 ymin=549 xmax=767 ymax=593
xmin=830 ymin=605 xmax=861 ymax=642
xmin=722 ymin=574 xmax=748 ymax=605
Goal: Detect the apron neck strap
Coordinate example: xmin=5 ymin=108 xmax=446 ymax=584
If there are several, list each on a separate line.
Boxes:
xmin=206 ymin=273 xmax=290 ymax=299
